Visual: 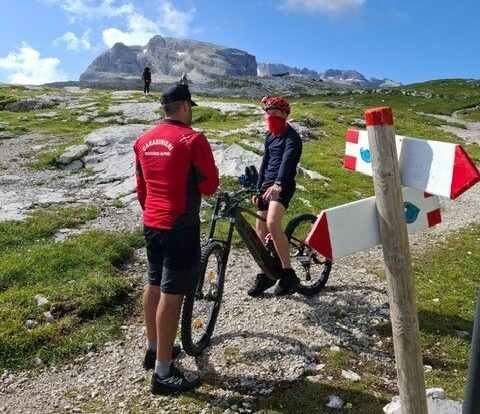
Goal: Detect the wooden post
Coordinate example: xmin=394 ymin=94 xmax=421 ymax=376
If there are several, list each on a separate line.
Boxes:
xmin=365 ymin=107 xmax=428 ymax=414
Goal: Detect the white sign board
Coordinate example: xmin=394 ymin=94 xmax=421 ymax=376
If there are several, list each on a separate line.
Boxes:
xmin=344 ymin=129 xmax=480 ymax=199
xmin=306 ymin=188 xmax=441 ymax=261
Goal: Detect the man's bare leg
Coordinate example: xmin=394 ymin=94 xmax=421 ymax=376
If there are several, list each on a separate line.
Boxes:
xmin=256 ymin=210 xmax=269 ymax=272
xmin=143 ymin=284 xmax=160 ymax=343
xmin=150 ymin=292 xmax=200 ymax=394
xmin=247 ymin=210 xmax=277 ymax=297
xmin=156 ymin=292 xmax=184 ymax=363
xmin=266 ymin=201 xmax=291 ymax=269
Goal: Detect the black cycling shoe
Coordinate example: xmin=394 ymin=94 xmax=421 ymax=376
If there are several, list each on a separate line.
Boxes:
xmin=274 ymin=268 xmax=299 ymax=296
xmin=150 ymin=366 xmax=201 ymax=395
xmin=143 ymin=343 xmax=182 ymax=370
xmin=247 ymin=273 xmax=276 ymax=297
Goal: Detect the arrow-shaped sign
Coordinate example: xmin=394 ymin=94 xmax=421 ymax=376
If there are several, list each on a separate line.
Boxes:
xmin=344 ymin=129 xmax=480 ymax=199
xmin=305 ymin=188 xmax=441 ymax=261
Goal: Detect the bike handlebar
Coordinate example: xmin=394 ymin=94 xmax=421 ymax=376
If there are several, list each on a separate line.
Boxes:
xmin=216 ymin=187 xmax=258 ymax=200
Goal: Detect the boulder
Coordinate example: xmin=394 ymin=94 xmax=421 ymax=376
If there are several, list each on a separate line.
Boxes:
xmin=5 ymin=99 xmax=57 ymax=112
xmin=57 ymin=145 xmax=90 ymax=165
xmin=383 ymin=389 xmax=462 ymax=414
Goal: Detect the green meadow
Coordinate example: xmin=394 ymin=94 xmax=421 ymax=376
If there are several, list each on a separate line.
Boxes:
xmin=0 ymin=79 xmax=479 ymax=411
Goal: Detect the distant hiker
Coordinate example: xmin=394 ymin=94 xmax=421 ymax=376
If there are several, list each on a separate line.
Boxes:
xmin=247 ymin=96 xmax=303 ymax=297
xmin=142 ymin=66 xmax=152 ymax=96
xmin=179 ymin=73 xmax=189 ymax=85
xmin=133 ymin=82 xmax=219 ymax=395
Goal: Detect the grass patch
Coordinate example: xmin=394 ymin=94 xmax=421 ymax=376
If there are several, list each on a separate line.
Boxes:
xmin=0 ymin=206 xmax=99 ymax=251
xmin=458 ymin=107 xmax=480 ymax=122
xmin=257 ymin=381 xmax=388 ymax=413
xmin=193 ymin=106 xmax=259 ymax=131
xmin=28 ymin=146 xmax=68 ymax=169
xmin=413 ymin=223 xmax=480 ymax=399
xmin=0 ymin=207 xmax=144 ymax=370
xmin=374 ymin=224 xmax=480 ymax=400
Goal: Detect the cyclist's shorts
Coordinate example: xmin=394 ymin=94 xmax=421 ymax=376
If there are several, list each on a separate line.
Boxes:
xmin=144 ymin=224 xmax=200 ymax=296
xmin=257 ymin=181 xmax=296 ymax=211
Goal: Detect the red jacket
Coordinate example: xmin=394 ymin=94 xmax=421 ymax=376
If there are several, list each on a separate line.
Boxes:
xmin=134 ymin=119 xmax=219 ymax=230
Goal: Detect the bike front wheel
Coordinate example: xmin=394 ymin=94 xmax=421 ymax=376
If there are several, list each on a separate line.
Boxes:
xmin=181 ymin=241 xmax=226 ymax=356
xmin=285 ymin=213 xmax=332 ymax=296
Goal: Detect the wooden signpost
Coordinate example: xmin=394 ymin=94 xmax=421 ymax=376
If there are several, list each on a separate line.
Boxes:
xmin=364 ymin=107 xmax=427 ymax=413
xmin=306 ymin=107 xmax=480 ymax=413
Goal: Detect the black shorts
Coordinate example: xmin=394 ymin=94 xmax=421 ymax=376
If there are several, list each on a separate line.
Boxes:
xmin=257 ymin=181 xmax=296 ymax=211
xmin=144 ymin=225 xmax=200 ymax=296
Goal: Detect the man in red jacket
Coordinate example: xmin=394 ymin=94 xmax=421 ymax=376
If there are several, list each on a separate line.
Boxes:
xmin=134 ymin=83 xmax=219 ymax=395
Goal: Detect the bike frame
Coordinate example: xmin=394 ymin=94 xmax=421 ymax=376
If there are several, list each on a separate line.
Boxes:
xmin=206 ymin=190 xmax=282 ymax=279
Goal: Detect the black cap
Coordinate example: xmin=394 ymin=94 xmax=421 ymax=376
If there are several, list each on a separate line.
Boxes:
xmin=160 ymin=83 xmax=197 ymax=106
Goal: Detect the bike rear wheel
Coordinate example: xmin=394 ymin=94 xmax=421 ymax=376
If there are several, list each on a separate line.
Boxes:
xmin=285 ymin=213 xmax=332 ymax=296
xmin=181 ymin=242 xmax=226 ymax=356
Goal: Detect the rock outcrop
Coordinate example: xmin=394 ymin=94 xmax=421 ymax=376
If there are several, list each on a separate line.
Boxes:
xmin=80 ymin=35 xmax=257 ymax=84
xmin=258 ymin=63 xmax=401 ymax=87
xmin=257 ymin=63 xmax=322 ymax=80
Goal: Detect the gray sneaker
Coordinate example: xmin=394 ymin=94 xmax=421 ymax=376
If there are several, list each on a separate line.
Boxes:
xmin=247 ymin=273 xmax=276 ymax=297
xmin=150 ymin=366 xmax=200 ymax=395
xmin=273 ymin=268 xmax=299 ymax=296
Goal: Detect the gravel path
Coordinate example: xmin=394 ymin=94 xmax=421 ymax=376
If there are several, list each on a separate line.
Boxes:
xmin=424 ymin=110 xmax=480 ymax=145
xmin=0 ymin=112 xmax=479 ymax=413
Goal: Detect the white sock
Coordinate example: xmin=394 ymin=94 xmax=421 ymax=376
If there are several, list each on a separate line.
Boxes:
xmin=147 ymin=339 xmax=157 ymax=352
xmin=155 ymin=360 xmax=172 ymax=378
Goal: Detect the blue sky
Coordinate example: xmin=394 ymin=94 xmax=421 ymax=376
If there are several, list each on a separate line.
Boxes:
xmin=0 ymin=0 xmax=478 ymax=85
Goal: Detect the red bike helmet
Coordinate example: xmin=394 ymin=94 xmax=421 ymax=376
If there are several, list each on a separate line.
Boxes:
xmin=261 ymin=96 xmax=291 ymax=115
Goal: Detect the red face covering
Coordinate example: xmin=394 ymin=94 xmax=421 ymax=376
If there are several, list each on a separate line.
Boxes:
xmin=267 ymin=115 xmax=287 ymax=135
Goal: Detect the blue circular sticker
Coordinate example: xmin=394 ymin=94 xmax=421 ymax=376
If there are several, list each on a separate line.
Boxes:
xmin=360 ymin=147 xmax=371 ymax=163
xmin=404 ymin=201 xmax=420 ymax=224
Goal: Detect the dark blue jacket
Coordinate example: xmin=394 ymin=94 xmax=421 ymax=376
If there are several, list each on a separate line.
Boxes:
xmin=257 ymin=124 xmax=302 ymax=189
xmin=142 ymin=68 xmax=151 ymax=81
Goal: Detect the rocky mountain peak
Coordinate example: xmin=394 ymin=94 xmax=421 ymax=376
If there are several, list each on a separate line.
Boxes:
xmin=79 ymin=35 xmax=400 ymax=88
xmin=145 ymin=35 xmax=167 ymax=49
xmin=80 ymin=35 xmax=257 ymax=84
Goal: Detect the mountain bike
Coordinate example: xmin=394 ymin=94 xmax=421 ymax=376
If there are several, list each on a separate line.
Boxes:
xmin=181 ymin=166 xmax=332 ymax=356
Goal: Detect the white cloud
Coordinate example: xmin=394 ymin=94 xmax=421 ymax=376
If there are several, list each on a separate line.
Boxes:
xmin=102 ymin=1 xmax=196 ymax=47
xmin=103 ymin=13 xmax=161 ymax=47
xmin=0 ymin=43 xmax=67 ymax=85
xmin=281 ymin=0 xmax=366 ymax=15
xmin=42 ymin=0 xmax=133 ymax=19
xmin=54 ymin=29 xmax=91 ymax=50
xmin=156 ymin=1 xmax=195 ymax=37
xmin=96 ymin=0 xmax=133 ymax=17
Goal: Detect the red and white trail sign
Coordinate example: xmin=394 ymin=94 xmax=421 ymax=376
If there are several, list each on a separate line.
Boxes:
xmin=305 ymin=188 xmax=441 ymax=261
xmin=344 ymin=129 xmax=480 ymax=199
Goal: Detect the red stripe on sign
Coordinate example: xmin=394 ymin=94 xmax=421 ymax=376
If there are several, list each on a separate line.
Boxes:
xmin=424 ymin=192 xmax=433 ymax=198
xmin=364 ymin=107 xmax=394 ymax=126
xmin=450 ymin=145 xmax=480 ymax=199
xmin=427 ymin=209 xmax=442 ymax=227
xmin=346 ymin=129 xmax=359 ymax=143
xmin=305 ymin=212 xmax=333 ymax=261
xmin=344 ymin=155 xmax=357 ymax=170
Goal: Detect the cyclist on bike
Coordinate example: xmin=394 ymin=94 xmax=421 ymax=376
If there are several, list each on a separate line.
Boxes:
xmin=248 ymin=96 xmax=303 ymax=297
xmin=134 ymin=82 xmax=219 ymax=394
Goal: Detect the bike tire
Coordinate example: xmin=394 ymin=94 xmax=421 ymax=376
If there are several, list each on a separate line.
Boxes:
xmin=285 ymin=213 xmax=332 ymax=296
xmin=181 ymin=241 xmax=226 ymax=356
